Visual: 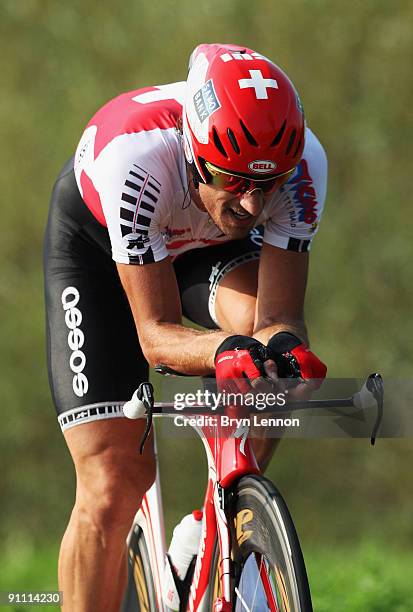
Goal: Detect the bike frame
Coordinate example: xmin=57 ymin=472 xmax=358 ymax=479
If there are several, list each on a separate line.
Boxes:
xmin=128 ymin=373 xmax=383 ymax=611
xmin=131 ymin=411 xmax=267 ymax=611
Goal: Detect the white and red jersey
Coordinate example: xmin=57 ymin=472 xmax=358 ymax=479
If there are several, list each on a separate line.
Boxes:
xmin=74 ymin=82 xmax=327 ymax=265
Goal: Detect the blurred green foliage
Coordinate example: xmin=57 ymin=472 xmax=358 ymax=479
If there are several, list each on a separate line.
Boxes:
xmin=2 ymin=542 xmax=413 ymax=611
xmin=1 ymin=0 xmax=412 ymax=601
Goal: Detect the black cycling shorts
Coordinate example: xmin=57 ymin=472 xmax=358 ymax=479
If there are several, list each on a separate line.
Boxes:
xmin=44 ymin=159 xmax=263 ymax=431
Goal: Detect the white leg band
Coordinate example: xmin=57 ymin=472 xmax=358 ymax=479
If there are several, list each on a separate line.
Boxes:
xmin=58 ymin=402 xmax=125 ymax=432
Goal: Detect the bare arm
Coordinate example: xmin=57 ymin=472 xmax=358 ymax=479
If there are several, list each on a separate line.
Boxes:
xmin=253 ymin=243 xmax=310 ymax=345
xmin=117 ymin=258 xmax=228 ymax=375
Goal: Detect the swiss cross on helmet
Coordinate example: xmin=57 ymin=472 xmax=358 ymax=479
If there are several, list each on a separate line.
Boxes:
xmin=183 ymin=43 xmax=305 ymax=183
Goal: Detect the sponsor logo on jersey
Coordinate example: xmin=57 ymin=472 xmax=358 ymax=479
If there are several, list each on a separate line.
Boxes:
xmin=164 ymin=226 xmax=191 ymax=239
xmin=193 ymin=80 xmax=221 ymax=124
xmin=248 ymin=160 xmax=277 ymax=173
xmin=74 ymin=125 xmax=97 ymax=177
xmin=289 ymin=159 xmax=318 ymax=224
xmin=119 ymin=164 xmax=161 ymax=264
xmin=61 ymin=286 xmax=89 ymax=398
xmin=126 ymin=233 xmax=150 ymax=250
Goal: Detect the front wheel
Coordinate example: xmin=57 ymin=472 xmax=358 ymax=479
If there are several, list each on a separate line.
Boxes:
xmin=209 ymin=475 xmax=312 ymax=611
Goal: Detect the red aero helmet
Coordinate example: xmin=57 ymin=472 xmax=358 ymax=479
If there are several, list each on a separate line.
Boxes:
xmin=183 ymin=43 xmax=305 ymax=183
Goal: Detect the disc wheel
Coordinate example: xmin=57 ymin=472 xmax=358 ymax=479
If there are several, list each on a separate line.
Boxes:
xmin=209 ymin=475 xmax=313 ymax=611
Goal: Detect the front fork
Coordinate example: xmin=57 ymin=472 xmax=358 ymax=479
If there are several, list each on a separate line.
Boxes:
xmin=196 ymin=419 xmax=260 ymax=611
xmin=213 ymin=480 xmax=249 ymax=611
xmin=213 ymin=483 xmax=233 ymax=607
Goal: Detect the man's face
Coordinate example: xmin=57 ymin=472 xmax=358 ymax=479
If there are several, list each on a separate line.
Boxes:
xmin=196 ymin=182 xmax=269 ymax=240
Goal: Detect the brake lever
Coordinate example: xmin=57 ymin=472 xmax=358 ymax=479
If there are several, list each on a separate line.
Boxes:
xmin=138 ymin=382 xmax=154 ymax=454
xmin=123 ymin=382 xmax=155 ymax=454
xmin=366 ymin=373 xmax=384 ymax=446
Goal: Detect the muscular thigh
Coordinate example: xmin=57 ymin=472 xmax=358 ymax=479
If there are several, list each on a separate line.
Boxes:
xmin=173 ymin=227 xmax=263 ymax=333
xmin=64 ymin=418 xmax=155 ymax=502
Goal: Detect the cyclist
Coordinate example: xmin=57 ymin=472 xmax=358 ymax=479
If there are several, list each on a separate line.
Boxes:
xmin=44 ymin=43 xmax=327 ymax=611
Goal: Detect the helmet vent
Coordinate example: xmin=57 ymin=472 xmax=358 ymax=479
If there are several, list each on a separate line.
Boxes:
xmin=227 ymin=128 xmax=240 ymax=154
xmin=270 ymin=120 xmax=286 ymax=147
xmin=292 ymin=136 xmax=302 ymax=159
xmin=240 ymin=120 xmax=258 ymax=146
xmin=286 ymin=129 xmax=297 ymax=155
xmin=212 ymin=127 xmax=228 ymax=158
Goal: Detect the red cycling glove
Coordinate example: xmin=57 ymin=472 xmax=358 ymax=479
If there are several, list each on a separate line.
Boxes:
xmin=214 ymin=335 xmax=269 ymax=394
xmin=267 ymin=332 xmax=327 ymax=388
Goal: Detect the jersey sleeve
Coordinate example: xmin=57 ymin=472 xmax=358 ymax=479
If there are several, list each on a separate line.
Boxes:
xmin=75 ymin=128 xmax=176 ymax=265
xmin=263 ymin=128 xmax=327 ymax=253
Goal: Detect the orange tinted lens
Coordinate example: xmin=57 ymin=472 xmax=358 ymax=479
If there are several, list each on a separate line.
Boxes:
xmin=209 ymin=171 xmax=249 ymax=193
xmin=206 ymin=163 xmax=295 ymax=196
xmin=260 ymin=169 xmax=295 ymax=193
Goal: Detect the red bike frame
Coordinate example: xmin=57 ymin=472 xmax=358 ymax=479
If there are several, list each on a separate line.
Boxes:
xmin=128 ymin=373 xmax=383 ymax=610
xmin=131 ymin=408 xmax=273 ymax=611
xmin=188 ymin=416 xmax=262 ymax=611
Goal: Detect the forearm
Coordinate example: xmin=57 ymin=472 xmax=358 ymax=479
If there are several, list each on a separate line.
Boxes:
xmin=253 ymin=319 xmax=309 ymax=346
xmin=140 ymin=322 xmax=229 ymax=375
xmin=117 ymin=261 xmax=229 ymax=375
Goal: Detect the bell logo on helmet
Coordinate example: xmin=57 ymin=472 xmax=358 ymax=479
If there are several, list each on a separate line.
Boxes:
xmin=248 ymin=160 xmax=277 ymax=173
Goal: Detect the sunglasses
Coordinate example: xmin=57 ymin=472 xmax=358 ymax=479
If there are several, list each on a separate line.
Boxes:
xmin=204 ymin=161 xmax=296 ymax=197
